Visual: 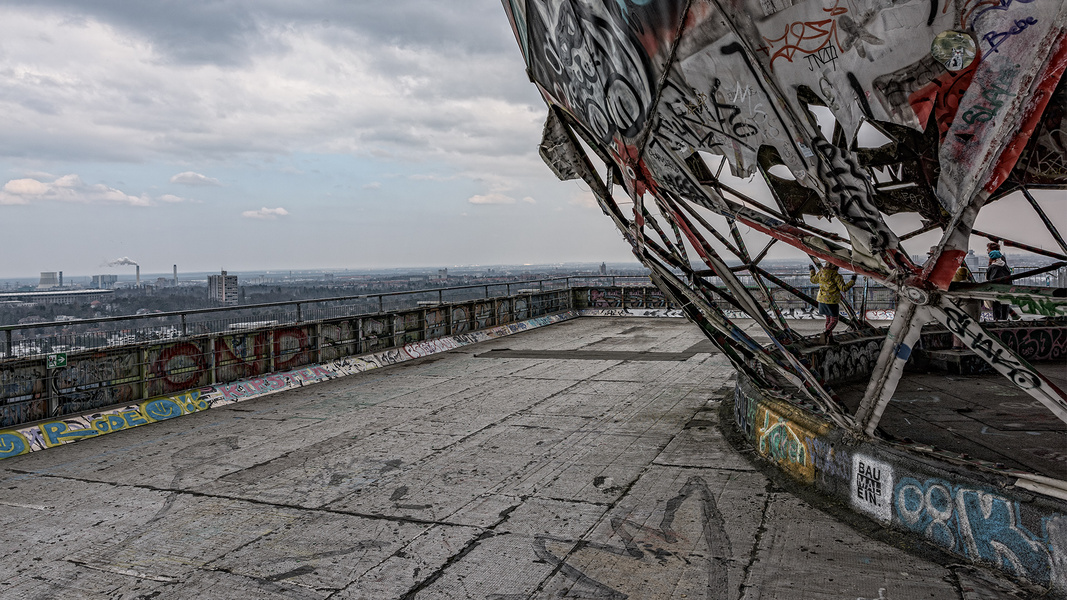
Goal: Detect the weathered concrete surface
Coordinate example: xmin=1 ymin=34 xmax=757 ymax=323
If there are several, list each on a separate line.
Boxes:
xmin=0 ymin=318 xmax=1027 ymax=598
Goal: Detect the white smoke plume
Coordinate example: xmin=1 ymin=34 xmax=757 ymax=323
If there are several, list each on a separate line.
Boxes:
xmin=108 ymin=257 xmax=138 ymax=267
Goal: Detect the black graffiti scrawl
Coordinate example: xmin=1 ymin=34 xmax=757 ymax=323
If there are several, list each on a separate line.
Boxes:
xmin=525 ymin=0 xmax=674 ymax=147
xmin=530 ymin=476 xmax=730 ymax=599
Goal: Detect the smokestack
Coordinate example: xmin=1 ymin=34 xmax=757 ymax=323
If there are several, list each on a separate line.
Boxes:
xmin=136 ymin=265 xmax=140 ymax=287
xmin=173 ymin=264 xmax=177 ymax=284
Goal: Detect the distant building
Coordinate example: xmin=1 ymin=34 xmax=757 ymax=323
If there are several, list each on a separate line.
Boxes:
xmin=964 ymin=250 xmax=981 ymax=275
xmin=0 ymin=289 xmax=114 ymax=305
xmin=92 ymin=274 xmax=119 ymax=289
xmin=599 ymin=262 xmax=607 ymax=275
xmin=208 ymin=270 xmax=239 ymax=305
xmin=38 ymin=272 xmax=59 ymax=289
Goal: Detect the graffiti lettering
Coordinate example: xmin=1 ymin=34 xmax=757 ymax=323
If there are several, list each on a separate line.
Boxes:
xmin=37 ymin=391 xmax=208 ymax=448
xmin=817 ymin=339 xmax=882 ymax=384
xmin=983 ymin=16 xmax=1038 ymax=53
xmin=806 ymin=435 xmax=850 ymax=479
xmin=1002 ymin=294 xmax=1066 ymax=318
xmin=0 ymin=431 xmax=29 ymax=459
xmin=941 ymin=304 xmax=1046 ymax=390
xmin=895 ymin=477 xmax=1055 ymax=582
xmin=759 ymin=414 xmax=807 ymax=467
xmin=969 ymin=0 xmax=1038 ymax=29
xmin=804 ymin=44 xmax=839 ymax=71
xmin=734 ymin=385 xmax=758 ymax=436
xmin=995 ymin=327 xmax=1067 ymax=362
xmin=962 ymin=83 xmax=1015 ymax=124
xmin=405 ymin=338 xmax=460 ymax=359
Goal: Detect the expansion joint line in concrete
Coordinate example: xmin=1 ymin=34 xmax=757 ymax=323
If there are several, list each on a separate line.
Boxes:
xmin=525 ymin=403 xmax=713 ymax=597
xmin=318 ymin=377 xmax=593 ymax=491
xmin=524 ymin=464 xmax=654 ymax=599
xmin=11 ymin=469 xmax=467 ymax=529
xmin=736 ymin=480 xmax=773 ymax=600
xmin=394 ymin=502 xmax=523 ymax=599
xmin=197 ymin=531 xmax=348 ymax=594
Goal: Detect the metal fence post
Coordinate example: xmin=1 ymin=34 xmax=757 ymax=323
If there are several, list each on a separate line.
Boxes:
xmin=140 ymin=347 xmax=150 ymax=400
xmin=267 ymin=330 xmax=275 ymax=373
xmin=181 ymin=313 xmax=188 ymax=337
xmin=208 ymin=336 xmax=217 ymax=385
xmin=313 ymin=323 xmax=322 ymax=363
xmin=296 ymin=302 xmax=302 ymax=323
xmin=378 ymin=295 xmax=384 ymax=313
xmin=3 ymin=330 xmax=10 ymax=359
xmin=484 ymin=285 xmax=489 ymax=299
xmin=46 ymin=359 xmax=57 ymax=417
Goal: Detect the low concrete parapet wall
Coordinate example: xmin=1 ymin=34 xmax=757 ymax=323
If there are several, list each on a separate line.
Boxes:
xmin=0 ymin=312 xmax=578 ymax=460
xmin=0 ymin=290 xmax=576 ymax=429
xmin=799 ymin=321 xmax=1067 ymax=385
xmin=732 ymin=374 xmax=1067 ymax=593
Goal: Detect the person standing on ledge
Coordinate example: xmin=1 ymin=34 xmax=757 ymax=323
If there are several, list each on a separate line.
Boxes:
xmin=810 ymin=261 xmax=856 ymax=345
xmin=986 ymin=241 xmax=1012 ymax=320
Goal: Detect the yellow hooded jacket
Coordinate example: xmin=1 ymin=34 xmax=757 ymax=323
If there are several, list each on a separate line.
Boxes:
xmin=810 ymin=268 xmax=855 ymax=305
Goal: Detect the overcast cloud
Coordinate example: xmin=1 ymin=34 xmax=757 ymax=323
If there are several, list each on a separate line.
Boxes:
xmin=0 ymin=0 xmax=626 ymax=278
xmin=2 ymin=1 xmax=1053 ymax=280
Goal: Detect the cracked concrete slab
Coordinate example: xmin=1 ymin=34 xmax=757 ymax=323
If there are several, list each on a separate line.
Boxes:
xmin=0 ymin=318 xmax=1025 ymax=598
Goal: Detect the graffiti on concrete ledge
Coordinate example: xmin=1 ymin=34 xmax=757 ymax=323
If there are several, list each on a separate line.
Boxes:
xmin=895 ymin=476 xmax=1067 ymax=586
xmin=0 ymin=312 xmax=579 ymax=459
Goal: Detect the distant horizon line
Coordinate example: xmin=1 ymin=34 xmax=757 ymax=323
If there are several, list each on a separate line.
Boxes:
xmin=2 ymin=250 xmax=1053 ymax=282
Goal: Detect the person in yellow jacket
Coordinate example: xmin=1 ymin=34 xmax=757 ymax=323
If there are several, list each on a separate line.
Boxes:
xmin=809 ymin=262 xmax=856 ymax=344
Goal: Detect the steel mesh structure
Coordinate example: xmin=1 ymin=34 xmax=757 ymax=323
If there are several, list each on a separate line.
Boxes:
xmin=502 ymin=0 xmax=1067 ymax=434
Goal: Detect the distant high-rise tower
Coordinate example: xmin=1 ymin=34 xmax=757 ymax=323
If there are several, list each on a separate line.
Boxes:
xmin=92 ymin=274 xmax=118 ymax=288
xmin=208 ymin=270 xmax=239 ymax=305
xmin=59 ymin=271 xmax=63 ymax=287
xmin=599 ymin=262 xmax=607 ymax=276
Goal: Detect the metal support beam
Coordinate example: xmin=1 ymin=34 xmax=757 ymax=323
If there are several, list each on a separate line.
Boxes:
xmin=1020 ymin=186 xmax=1067 ymax=255
xmin=972 ymin=229 xmax=1067 ymax=262
xmin=929 ymin=296 xmax=1067 ymax=425
xmin=855 ymin=299 xmax=926 ymax=436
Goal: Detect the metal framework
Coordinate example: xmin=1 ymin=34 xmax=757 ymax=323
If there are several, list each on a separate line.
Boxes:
xmin=503 ymin=0 xmax=1067 ymax=434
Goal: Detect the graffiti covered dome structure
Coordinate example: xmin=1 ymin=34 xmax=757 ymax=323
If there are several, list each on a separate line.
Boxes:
xmin=501 ymin=0 xmax=1066 ymax=433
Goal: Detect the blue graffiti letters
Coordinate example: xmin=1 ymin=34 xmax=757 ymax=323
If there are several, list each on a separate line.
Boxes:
xmin=983 ymin=17 xmax=1038 ymax=54
xmin=895 ymin=477 xmax=1053 ymax=582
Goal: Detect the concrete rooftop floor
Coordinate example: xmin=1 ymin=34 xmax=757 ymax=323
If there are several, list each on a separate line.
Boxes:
xmin=0 ymin=317 xmax=1030 ymax=599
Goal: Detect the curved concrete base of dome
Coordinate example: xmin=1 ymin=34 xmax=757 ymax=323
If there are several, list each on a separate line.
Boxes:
xmin=730 ymin=372 xmax=1067 ymax=594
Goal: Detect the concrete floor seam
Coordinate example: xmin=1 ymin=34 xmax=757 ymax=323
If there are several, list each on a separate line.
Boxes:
xmin=22 ymin=469 xmax=477 ymax=531
xmin=1 ymin=318 xmax=1039 ymax=598
xmin=395 ymin=505 xmax=520 ymax=600
xmin=737 ymin=482 xmax=775 ymax=600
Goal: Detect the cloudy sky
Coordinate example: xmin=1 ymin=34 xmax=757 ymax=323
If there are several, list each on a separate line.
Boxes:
xmin=0 ymin=0 xmax=634 ymax=278
xmin=0 ymin=1 xmax=1057 ymax=280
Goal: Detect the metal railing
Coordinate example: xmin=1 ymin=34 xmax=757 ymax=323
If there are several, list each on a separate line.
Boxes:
xmin=0 ymin=276 xmax=652 ymax=359
xmin=0 ymin=273 xmax=912 ymax=360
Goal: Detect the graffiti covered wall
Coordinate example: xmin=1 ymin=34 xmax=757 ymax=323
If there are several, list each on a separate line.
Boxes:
xmin=0 ymin=291 xmax=582 ymax=430
xmin=0 ymin=311 xmax=579 ymax=460
xmin=733 ymin=374 xmax=1067 ymax=591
